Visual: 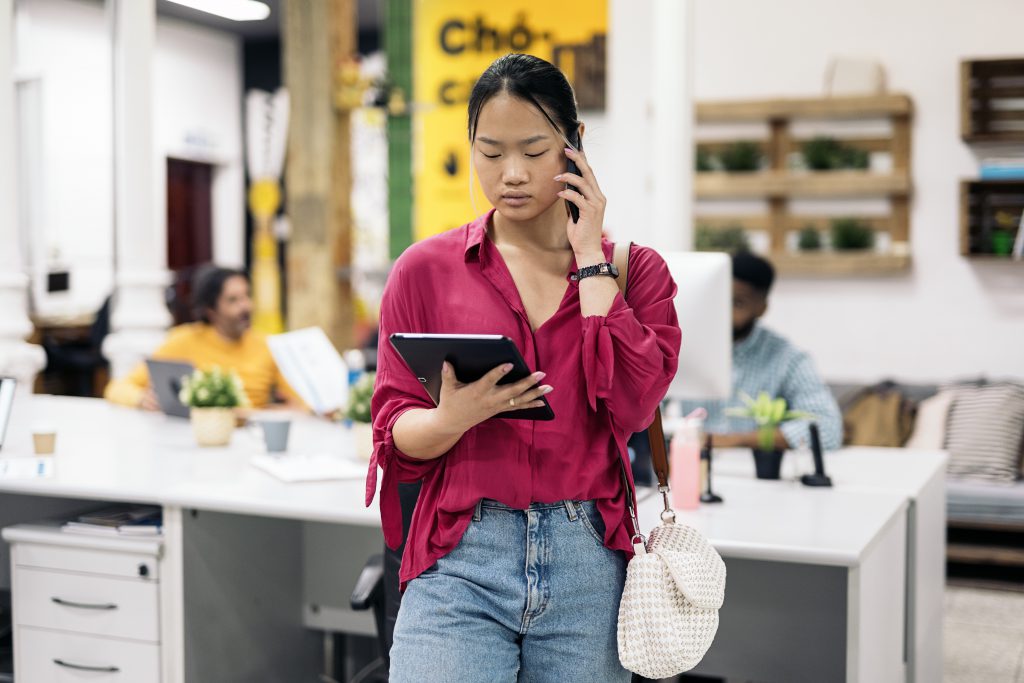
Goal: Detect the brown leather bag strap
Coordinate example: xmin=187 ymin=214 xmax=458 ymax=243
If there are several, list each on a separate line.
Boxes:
xmin=613 ymin=243 xmax=670 ymax=492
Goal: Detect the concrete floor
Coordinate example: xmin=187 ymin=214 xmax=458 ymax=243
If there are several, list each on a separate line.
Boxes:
xmin=945 ymin=585 xmax=1024 ymax=683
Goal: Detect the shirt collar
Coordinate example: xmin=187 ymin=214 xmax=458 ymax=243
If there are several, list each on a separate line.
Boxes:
xmin=464 ymin=209 xmax=495 ymax=261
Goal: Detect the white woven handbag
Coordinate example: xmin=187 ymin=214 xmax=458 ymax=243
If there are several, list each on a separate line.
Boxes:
xmin=612 ymin=244 xmax=727 ymax=679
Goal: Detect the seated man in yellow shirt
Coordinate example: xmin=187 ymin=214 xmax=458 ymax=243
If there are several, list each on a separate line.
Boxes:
xmin=104 ymin=266 xmax=300 ymax=411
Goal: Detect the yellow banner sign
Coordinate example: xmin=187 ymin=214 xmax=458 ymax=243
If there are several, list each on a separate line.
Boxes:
xmin=413 ymin=1 xmax=607 ymax=241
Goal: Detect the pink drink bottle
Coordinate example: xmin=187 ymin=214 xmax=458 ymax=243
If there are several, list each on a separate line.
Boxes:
xmin=670 ymin=417 xmax=702 ymax=510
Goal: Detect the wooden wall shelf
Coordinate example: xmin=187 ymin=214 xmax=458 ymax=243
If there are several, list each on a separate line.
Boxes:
xmin=961 ymin=58 xmax=1024 ymax=143
xmin=695 ymin=94 xmax=913 ymax=275
xmin=959 ymin=180 xmax=1024 ymax=259
xmin=697 ymin=94 xmax=912 ymax=122
xmin=695 ymin=171 xmax=910 ymax=199
xmin=769 ymin=252 xmax=911 ymax=276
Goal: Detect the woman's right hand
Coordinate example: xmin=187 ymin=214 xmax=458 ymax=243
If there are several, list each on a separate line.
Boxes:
xmin=434 ymin=361 xmax=553 ymax=435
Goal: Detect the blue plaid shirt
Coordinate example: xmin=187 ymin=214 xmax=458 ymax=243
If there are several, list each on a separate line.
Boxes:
xmin=681 ymin=323 xmax=843 ymax=450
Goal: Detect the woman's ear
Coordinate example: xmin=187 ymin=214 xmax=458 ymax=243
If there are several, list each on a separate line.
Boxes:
xmin=577 ymin=122 xmax=586 ymax=148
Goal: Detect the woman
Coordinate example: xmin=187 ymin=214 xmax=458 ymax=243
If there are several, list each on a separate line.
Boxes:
xmin=367 ymin=53 xmax=681 ymax=681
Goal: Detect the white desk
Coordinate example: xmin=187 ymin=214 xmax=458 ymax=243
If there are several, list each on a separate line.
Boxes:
xmin=638 ymin=477 xmax=909 ymax=683
xmin=0 ymin=398 xmax=944 ymax=682
xmin=0 ymin=396 xmax=379 ymax=682
xmin=701 ymin=446 xmax=948 ymax=683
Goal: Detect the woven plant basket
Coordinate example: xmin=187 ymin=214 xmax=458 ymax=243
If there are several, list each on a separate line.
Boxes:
xmin=190 ymin=407 xmax=236 ymax=447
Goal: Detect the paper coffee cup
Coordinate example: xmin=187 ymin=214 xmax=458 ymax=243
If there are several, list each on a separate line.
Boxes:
xmin=31 ymin=423 xmax=57 ymax=455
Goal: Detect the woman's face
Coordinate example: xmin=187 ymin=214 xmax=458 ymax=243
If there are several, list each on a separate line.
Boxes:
xmin=472 ymin=93 xmax=569 ymax=223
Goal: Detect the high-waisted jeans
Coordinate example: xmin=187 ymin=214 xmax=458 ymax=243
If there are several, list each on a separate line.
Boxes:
xmin=389 ymin=498 xmax=630 ymax=683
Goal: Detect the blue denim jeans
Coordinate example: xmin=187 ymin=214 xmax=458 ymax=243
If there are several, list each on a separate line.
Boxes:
xmin=389 ymin=499 xmax=630 ymax=683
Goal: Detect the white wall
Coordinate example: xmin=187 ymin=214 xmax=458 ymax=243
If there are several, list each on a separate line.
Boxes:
xmin=605 ymin=0 xmax=1024 ymax=383
xmin=154 ymin=15 xmax=245 ymax=269
xmin=13 ymin=0 xmax=245 ymax=319
xmin=15 ymin=0 xmax=114 ymax=319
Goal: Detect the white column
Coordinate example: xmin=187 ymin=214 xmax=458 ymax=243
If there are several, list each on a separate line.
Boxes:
xmin=102 ymin=0 xmax=172 ymax=379
xmin=0 ymin=0 xmax=46 ymax=389
xmin=650 ymin=0 xmax=694 ymax=251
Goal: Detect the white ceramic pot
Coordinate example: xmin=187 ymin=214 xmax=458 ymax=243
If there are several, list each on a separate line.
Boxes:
xmin=351 ymin=422 xmax=374 ymax=461
xmin=190 ymin=407 xmax=236 ymax=447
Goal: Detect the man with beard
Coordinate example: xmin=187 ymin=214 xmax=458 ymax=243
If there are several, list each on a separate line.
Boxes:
xmin=682 ymin=251 xmax=842 ymax=451
xmin=104 ymin=266 xmax=300 ymax=411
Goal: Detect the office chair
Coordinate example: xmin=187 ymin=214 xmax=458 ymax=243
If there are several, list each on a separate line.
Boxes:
xmin=41 ymin=296 xmax=111 ymax=397
xmin=349 ymin=481 xmax=420 ymax=683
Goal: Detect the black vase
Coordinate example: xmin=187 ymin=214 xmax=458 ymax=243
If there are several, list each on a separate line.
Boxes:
xmin=752 ymin=448 xmax=784 ymax=480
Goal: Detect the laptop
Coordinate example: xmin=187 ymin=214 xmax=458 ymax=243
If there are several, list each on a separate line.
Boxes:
xmin=0 ymin=377 xmax=15 ymax=451
xmin=145 ymin=360 xmax=194 ymax=418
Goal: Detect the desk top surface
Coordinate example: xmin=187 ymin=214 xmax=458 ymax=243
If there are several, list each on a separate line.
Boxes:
xmin=0 ymin=396 xmax=377 ymax=526
xmin=709 ymin=445 xmax=948 ymax=496
xmin=1 ymin=397 xmax=944 ymax=566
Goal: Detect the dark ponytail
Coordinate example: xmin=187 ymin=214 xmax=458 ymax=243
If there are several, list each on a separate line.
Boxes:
xmin=467 ymin=53 xmax=579 ymax=144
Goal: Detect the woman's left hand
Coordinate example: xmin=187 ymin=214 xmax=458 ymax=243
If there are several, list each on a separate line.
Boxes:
xmin=555 ymin=147 xmax=607 ymax=263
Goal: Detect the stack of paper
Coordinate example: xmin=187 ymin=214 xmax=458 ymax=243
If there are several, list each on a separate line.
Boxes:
xmin=61 ymin=504 xmax=162 ymax=537
xmin=251 ymin=453 xmax=366 ymax=482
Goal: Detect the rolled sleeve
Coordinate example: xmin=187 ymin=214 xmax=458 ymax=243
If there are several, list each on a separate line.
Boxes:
xmin=778 ymin=353 xmax=843 ymax=451
xmin=365 ymin=265 xmax=443 ymax=549
xmin=580 ymin=247 xmax=682 ymax=434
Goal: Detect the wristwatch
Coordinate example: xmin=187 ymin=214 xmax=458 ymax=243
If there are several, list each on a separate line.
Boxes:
xmin=571 ymin=262 xmax=619 ymax=282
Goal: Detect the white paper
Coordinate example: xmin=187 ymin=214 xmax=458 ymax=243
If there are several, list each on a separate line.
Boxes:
xmin=250 ymin=453 xmax=365 ymax=482
xmin=267 ymin=327 xmax=349 ymax=414
xmin=0 ymin=456 xmax=54 ymax=479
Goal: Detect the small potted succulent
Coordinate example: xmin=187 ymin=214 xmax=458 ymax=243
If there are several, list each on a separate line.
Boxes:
xmin=802 ymin=137 xmax=869 ymax=171
xmin=719 ymin=141 xmax=762 ymax=172
xmin=726 ymin=391 xmax=813 ymax=479
xmin=797 ymin=225 xmax=823 ymax=251
xmin=830 ymin=217 xmax=875 ymax=251
xmin=696 ymin=225 xmax=751 ymax=254
xmin=179 ymin=367 xmax=249 ymax=447
xmin=345 ymin=372 xmax=376 ymax=460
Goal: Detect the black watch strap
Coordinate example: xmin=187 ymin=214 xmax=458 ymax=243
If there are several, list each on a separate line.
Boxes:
xmin=571 ymin=262 xmax=619 ymax=282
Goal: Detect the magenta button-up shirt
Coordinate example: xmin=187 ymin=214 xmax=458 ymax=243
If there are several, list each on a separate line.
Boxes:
xmin=366 ymin=210 xmax=681 ymax=589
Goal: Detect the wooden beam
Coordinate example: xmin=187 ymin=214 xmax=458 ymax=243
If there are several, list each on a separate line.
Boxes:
xmin=283 ymin=0 xmax=356 ymax=350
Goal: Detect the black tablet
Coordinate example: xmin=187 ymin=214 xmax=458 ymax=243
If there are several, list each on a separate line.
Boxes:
xmin=389 ymin=333 xmax=555 ymax=421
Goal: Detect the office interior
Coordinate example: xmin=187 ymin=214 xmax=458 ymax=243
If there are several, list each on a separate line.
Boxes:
xmin=1 ymin=0 xmax=1023 ymax=681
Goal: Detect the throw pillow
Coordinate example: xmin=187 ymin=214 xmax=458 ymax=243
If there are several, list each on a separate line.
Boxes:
xmin=945 ymin=383 xmax=1024 ymax=484
xmin=905 ymin=390 xmax=955 ymax=450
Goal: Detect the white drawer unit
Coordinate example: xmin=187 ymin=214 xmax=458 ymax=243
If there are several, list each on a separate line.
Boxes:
xmin=14 ymin=567 xmax=160 ymax=641
xmin=17 ymin=626 xmax=160 ymax=683
xmin=2 ymin=523 xmax=164 ymax=682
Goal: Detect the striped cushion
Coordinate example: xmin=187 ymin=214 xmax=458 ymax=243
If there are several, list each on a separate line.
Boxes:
xmin=945 ymin=383 xmax=1024 ymax=484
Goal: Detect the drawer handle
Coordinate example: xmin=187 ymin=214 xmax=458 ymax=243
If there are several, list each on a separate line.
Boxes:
xmin=51 ymin=596 xmax=119 ymax=610
xmin=53 ymin=658 xmax=121 ymax=673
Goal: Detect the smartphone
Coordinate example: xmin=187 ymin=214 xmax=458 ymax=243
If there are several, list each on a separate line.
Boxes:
xmin=565 ymin=128 xmax=581 ymax=224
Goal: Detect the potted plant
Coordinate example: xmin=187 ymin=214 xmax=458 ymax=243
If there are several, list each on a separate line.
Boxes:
xmin=726 ymin=391 xmax=813 ymax=479
xmin=696 ymin=225 xmax=751 ymax=253
xmin=345 ymin=372 xmax=376 ymax=460
xmin=802 ymin=137 xmax=870 ymax=171
xmin=695 ymin=147 xmax=715 ymax=172
xmin=719 ymin=141 xmax=762 ymax=172
xmin=797 ymin=225 xmax=823 ymax=251
xmin=179 ymin=367 xmax=249 ymax=447
xmin=830 ymin=217 xmax=875 ymax=251
xmin=991 ymin=230 xmax=1015 ymax=256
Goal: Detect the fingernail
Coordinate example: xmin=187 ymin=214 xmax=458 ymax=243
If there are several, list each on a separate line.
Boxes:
xmin=553 ymin=174 xmax=562 ymax=181
xmin=533 ymin=371 xmax=546 ymax=380
xmin=541 ymin=386 xmax=553 ymax=394
xmin=564 ymin=147 xmax=574 ymax=154
xmin=503 ymin=363 xmax=514 ymax=373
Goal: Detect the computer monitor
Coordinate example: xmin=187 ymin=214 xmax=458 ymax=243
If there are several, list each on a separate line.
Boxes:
xmin=662 ymin=252 xmax=732 ymax=401
xmin=0 ymin=377 xmax=16 ymax=451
